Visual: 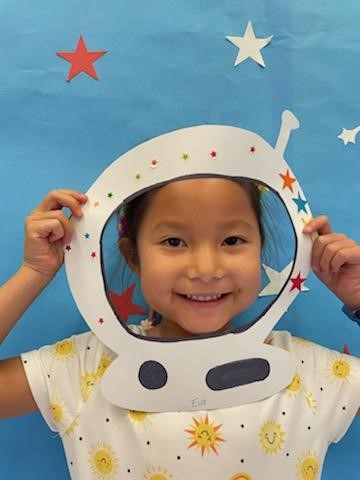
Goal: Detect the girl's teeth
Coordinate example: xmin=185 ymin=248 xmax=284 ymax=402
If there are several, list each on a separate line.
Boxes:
xmin=185 ymin=294 xmax=222 ymax=302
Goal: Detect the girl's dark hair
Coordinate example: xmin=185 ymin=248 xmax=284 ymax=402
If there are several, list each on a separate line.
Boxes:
xmin=120 ymin=178 xmax=264 ymax=263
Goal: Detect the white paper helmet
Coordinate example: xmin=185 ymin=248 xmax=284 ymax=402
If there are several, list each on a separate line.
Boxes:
xmin=65 ymin=110 xmax=312 ymax=412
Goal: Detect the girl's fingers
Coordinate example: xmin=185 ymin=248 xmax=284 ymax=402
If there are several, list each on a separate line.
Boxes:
xmin=30 ymin=218 xmax=66 ymax=244
xmin=34 ymin=190 xmax=87 ymax=217
xmin=312 ymin=234 xmax=357 ymax=274
xmin=26 ymin=211 xmax=75 ymax=245
xmin=330 ymin=245 xmax=360 ymax=272
xmin=303 ymin=215 xmax=332 ymax=236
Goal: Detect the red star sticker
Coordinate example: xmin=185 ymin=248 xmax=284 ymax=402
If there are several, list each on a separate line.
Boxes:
xmin=91 ymin=251 xmax=97 ymax=258
xmin=98 ymin=317 xmax=104 ymax=325
xmin=210 ymin=150 xmax=217 ymax=158
xmin=279 ymin=168 xmax=296 ymax=192
xmin=108 ymin=284 xmax=146 ymax=323
xmin=150 ymin=159 xmax=159 ymax=168
xmin=57 ymin=35 xmax=106 ymax=81
xmin=250 ymin=146 xmax=256 ymax=153
xmin=289 ymin=272 xmax=306 ymax=292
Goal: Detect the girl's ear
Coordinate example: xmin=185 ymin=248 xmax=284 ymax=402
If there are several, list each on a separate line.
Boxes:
xmin=119 ymin=237 xmax=140 ymax=274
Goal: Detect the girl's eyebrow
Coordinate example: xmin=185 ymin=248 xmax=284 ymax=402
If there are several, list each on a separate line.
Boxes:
xmin=152 ymin=221 xmax=190 ymax=232
xmin=152 ymin=219 xmax=254 ymax=232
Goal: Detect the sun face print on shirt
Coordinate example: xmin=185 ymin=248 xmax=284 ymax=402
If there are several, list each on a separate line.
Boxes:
xmin=127 ymin=410 xmax=152 ymax=429
xmin=229 ymin=473 xmax=253 ymax=480
xmin=287 ymin=372 xmax=302 ymax=397
xmin=259 ymin=420 xmax=285 ymax=454
xmin=185 ymin=414 xmax=225 ymax=456
xmin=296 ymin=451 xmax=320 ymax=480
xmin=286 ymin=372 xmax=317 ymax=414
xmin=65 ymin=417 xmax=79 ymax=435
xmin=293 ymin=337 xmax=313 ymax=347
xmin=50 ymin=395 xmax=68 ymax=425
xmin=325 ymin=352 xmax=358 ymax=386
xmin=143 ymin=466 xmax=174 ymax=479
xmin=96 ymin=354 xmax=113 ymax=379
xmin=81 ymin=372 xmax=98 ymax=401
xmin=89 ymin=442 xmax=119 ymax=480
xmin=51 ymin=338 xmax=77 ymax=361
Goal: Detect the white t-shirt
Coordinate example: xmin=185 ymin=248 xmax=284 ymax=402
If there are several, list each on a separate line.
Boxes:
xmin=22 ymin=327 xmax=360 ymax=480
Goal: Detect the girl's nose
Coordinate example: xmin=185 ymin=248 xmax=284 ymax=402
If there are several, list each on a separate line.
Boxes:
xmin=187 ymin=247 xmax=224 ymax=282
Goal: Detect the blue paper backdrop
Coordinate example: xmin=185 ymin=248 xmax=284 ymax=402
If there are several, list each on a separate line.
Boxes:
xmin=0 ymin=0 xmax=359 ymax=478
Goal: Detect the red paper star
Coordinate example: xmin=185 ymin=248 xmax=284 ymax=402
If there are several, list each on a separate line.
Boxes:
xmin=290 ymin=272 xmax=306 ymax=292
xmin=250 ymin=146 xmax=256 ymax=153
xmin=108 ymin=284 xmax=146 ymax=323
xmin=279 ymin=169 xmax=296 ymax=192
xmin=210 ymin=150 xmax=217 ymax=158
xmin=57 ymin=35 xmax=106 ymax=81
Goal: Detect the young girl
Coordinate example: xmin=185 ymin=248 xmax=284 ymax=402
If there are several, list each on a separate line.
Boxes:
xmin=0 ymin=179 xmax=360 ymax=480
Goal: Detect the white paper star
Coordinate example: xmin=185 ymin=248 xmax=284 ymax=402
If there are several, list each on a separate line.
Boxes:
xmin=259 ymin=263 xmax=309 ymax=297
xmin=337 ymin=126 xmax=360 ymax=145
xmin=226 ymin=21 xmax=273 ymax=67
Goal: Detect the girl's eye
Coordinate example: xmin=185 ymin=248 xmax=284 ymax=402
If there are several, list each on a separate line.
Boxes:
xmin=223 ymin=236 xmax=245 ymax=246
xmin=163 ymin=237 xmax=184 ymax=247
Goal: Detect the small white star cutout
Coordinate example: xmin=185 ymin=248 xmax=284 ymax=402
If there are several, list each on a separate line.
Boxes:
xmin=226 ymin=21 xmax=273 ymax=67
xmin=337 ymin=126 xmax=360 ymax=145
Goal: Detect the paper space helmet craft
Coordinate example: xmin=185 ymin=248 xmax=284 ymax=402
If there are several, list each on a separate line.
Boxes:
xmin=65 ymin=110 xmax=313 ymax=412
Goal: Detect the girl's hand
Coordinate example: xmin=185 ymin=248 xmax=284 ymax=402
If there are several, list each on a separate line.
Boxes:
xmin=23 ymin=189 xmax=87 ymax=278
xmin=303 ymin=216 xmax=360 ymax=309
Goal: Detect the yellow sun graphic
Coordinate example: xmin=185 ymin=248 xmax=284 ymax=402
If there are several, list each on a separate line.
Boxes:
xmin=229 ymin=473 xmax=253 ymax=480
xmin=259 ymin=420 xmax=285 ymax=454
xmin=326 ymin=353 xmax=356 ymax=386
xmin=81 ymin=372 xmax=98 ymax=401
xmin=304 ymin=390 xmax=317 ymax=415
xmin=127 ymin=410 xmax=152 ymax=428
xmin=296 ymin=451 xmax=320 ymax=480
xmin=65 ymin=417 xmax=79 ymax=435
xmin=96 ymin=355 xmax=113 ymax=378
xmin=51 ymin=338 xmax=76 ymax=361
xmin=143 ymin=465 xmax=174 ymax=479
xmin=50 ymin=401 xmax=66 ymax=424
xmin=49 ymin=394 xmax=69 ymax=427
xmin=286 ymin=372 xmax=302 ymax=397
xmin=89 ymin=442 xmax=119 ymax=479
xmin=185 ymin=414 xmax=225 ymax=456
xmin=293 ymin=337 xmax=313 ymax=347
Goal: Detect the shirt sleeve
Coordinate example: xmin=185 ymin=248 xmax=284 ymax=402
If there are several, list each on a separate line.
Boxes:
xmin=21 ymin=331 xmax=116 ymax=436
xmin=297 ymin=339 xmax=360 ymax=443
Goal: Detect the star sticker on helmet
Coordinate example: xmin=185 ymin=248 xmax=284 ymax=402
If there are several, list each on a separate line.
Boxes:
xmin=290 ymin=272 xmax=306 ymax=292
xmin=279 ymin=169 xmax=296 ymax=192
xmin=292 ymin=192 xmax=308 ymax=213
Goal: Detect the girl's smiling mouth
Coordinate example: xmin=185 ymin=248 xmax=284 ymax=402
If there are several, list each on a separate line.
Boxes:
xmin=177 ymin=292 xmax=231 ymax=304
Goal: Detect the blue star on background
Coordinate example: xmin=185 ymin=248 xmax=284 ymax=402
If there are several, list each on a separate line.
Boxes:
xmin=292 ymin=192 xmax=308 ymax=213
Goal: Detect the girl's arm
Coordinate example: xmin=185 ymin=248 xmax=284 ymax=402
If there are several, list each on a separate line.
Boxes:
xmin=0 ymin=190 xmax=87 ymax=418
xmin=304 ymin=216 xmax=360 ymax=417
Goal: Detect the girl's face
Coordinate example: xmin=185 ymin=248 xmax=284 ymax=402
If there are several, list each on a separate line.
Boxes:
xmin=129 ymin=178 xmax=262 ymax=338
